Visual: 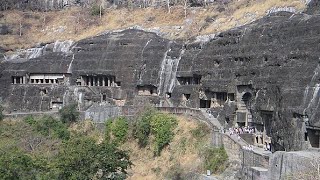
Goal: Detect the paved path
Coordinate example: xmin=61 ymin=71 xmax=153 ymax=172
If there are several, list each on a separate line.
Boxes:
xmin=225 ymin=133 xmax=272 ymax=156
xmin=200 ymin=109 xmax=222 ymax=129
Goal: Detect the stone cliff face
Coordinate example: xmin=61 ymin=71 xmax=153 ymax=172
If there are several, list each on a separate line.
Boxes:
xmin=1 ymin=9 xmax=320 ymax=151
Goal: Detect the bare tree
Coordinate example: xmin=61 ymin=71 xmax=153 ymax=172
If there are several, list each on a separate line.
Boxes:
xmin=183 ymin=0 xmax=189 ymax=18
xmin=167 ymin=0 xmax=171 ymax=13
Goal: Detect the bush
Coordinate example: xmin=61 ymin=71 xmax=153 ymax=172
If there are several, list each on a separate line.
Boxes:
xmin=165 ymin=163 xmax=184 ymax=180
xmin=133 ymin=108 xmax=155 ymax=147
xmin=91 ymin=4 xmax=103 ymax=16
xmin=55 ymin=137 xmax=131 ymax=179
xmin=0 ymin=149 xmax=37 ymax=179
xmin=33 ymin=116 xmax=70 ymax=140
xmin=59 ymin=104 xmax=79 ymax=124
xmin=133 ymin=109 xmax=177 ymax=156
xmin=190 ymin=122 xmax=210 ymax=141
xmin=111 ymin=117 xmax=129 ymax=144
xmin=104 ymin=117 xmax=129 ymax=144
xmin=203 ymin=147 xmax=228 ymax=173
xmin=24 ymin=115 xmax=36 ymax=125
xmin=150 ymin=113 xmax=177 ymax=156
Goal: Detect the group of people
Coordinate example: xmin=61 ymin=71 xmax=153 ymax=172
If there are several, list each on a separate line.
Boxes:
xmin=228 ymin=126 xmax=255 ymax=136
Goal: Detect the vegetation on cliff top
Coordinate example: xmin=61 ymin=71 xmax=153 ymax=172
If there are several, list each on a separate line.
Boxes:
xmin=0 ymin=0 xmax=306 ymax=51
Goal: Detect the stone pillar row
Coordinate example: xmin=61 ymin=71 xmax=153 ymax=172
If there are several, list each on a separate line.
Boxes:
xmin=12 ymin=76 xmax=26 ymax=84
xmin=83 ymin=76 xmax=115 ymax=87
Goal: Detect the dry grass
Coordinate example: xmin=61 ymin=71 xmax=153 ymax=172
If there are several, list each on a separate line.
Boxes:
xmin=122 ymin=115 xmax=210 ymax=179
xmin=0 ymin=0 xmax=307 ymax=51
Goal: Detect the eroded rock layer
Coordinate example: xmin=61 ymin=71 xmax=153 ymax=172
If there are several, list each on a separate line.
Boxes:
xmin=1 ymin=11 xmax=320 ymax=151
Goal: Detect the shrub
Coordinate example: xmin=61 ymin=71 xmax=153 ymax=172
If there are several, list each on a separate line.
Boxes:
xmin=0 ymin=149 xmax=37 ymax=179
xmin=111 ymin=117 xmax=129 ymax=144
xmin=203 ymin=147 xmax=228 ymax=173
xmin=34 ymin=116 xmax=70 ymax=140
xmin=59 ymin=104 xmax=79 ymax=124
xmin=104 ymin=117 xmax=129 ymax=144
xmin=55 ymin=137 xmax=131 ymax=179
xmin=24 ymin=115 xmax=36 ymax=125
xmin=165 ymin=163 xmax=185 ymax=180
xmin=133 ymin=109 xmax=178 ymax=156
xmin=133 ymin=108 xmax=155 ymax=147
xmin=91 ymin=4 xmax=103 ymax=16
xmin=190 ymin=122 xmax=210 ymax=140
xmin=150 ymin=113 xmax=177 ymax=156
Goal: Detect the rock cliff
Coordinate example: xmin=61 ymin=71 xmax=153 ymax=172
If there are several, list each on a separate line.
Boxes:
xmin=1 ymin=4 xmax=320 ymax=151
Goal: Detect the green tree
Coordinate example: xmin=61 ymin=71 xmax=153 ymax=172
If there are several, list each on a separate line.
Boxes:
xmin=133 ymin=110 xmax=178 ymax=155
xmin=33 ymin=116 xmax=70 ymax=140
xmin=150 ymin=113 xmax=177 ymax=156
xmin=111 ymin=117 xmax=129 ymax=144
xmin=203 ymin=147 xmax=228 ymax=173
xmin=0 ymin=149 xmax=36 ymax=179
xmin=133 ymin=108 xmax=155 ymax=147
xmin=59 ymin=104 xmax=79 ymax=124
xmin=24 ymin=115 xmax=36 ymax=125
xmin=91 ymin=4 xmax=104 ymax=17
xmin=55 ymin=136 xmax=131 ymax=179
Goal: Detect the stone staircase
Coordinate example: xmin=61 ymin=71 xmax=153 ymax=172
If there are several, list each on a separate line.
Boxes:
xmin=200 ymin=109 xmax=222 ymax=129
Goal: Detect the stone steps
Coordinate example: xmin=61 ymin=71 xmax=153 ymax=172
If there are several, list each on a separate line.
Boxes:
xmin=200 ymin=109 xmax=222 ymax=129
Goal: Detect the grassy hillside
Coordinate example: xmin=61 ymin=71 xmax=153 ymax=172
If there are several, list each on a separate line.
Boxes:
xmin=125 ymin=116 xmax=213 ymax=179
xmin=0 ymin=108 xmax=228 ymax=179
xmin=0 ymin=0 xmax=306 ymax=51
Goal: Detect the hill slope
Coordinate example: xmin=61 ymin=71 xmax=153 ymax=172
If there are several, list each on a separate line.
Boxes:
xmin=0 ymin=0 xmax=307 ymax=51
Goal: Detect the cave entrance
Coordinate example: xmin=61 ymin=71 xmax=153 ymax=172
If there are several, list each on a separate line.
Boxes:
xmin=200 ymin=99 xmax=211 ymax=108
xmin=307 ymin=128 xmax=320 ymax=148
xmin=183 ymin=93 xmax=191 ymax=101
xmin=137 ymin=85 xmax=157 ymax=96
xmin=242 ymin=92 xmax=252 ymax=108
xmin=216 ymin=92 xmax=227 ymax=106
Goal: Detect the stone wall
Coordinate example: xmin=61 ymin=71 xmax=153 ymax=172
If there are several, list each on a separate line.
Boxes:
xmin=269 ymin=149 xmax=320 ymax=179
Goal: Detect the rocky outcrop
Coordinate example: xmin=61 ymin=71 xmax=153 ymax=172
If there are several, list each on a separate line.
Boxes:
xmin=305 ymin=0 xmax=320 ymax=14
xmin=269 ymin=149 xmax=320 ymax=179
xmin=1 ymin=9 xmax=320 ymax=151
xmin=3 ymin=40 xmax=74 ymax=60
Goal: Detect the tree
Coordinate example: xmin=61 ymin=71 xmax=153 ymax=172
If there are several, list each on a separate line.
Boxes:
xmin=0 ymin=149 xmax=37 ymax=179
xmin=133 ymin=108 xmax=155 ymax=147
xmin=183 ymin=0 xmax=190 ymax=18
xmin=166 ymin=0 xmax=171 ymax=13
xmin=150 ymin=113 xmax=177 ymax=156
xmin=55 ymin=137 xmax=131 ymax=179
xmin=111 ymin=117 xmax=129 ymax=144
xmin=105 ymin=117 xmax=129 ymax=144
xmin=34 ymin=116 xmax=70 ymax=140
xmin=59 ymin=104 xmax=79 ymax=124
xmin=133 ymin=109 xmax=178 ymax=156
